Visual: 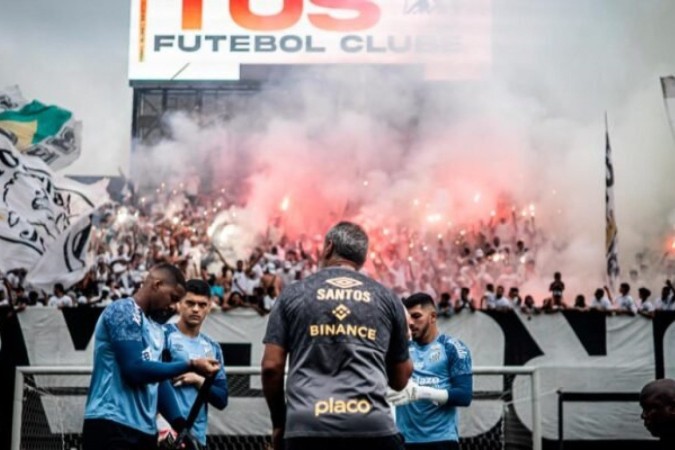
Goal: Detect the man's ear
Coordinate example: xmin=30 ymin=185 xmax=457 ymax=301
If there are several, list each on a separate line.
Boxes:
xmin=322 ymin=240 xmax=334 ymax=261
xmin=150 ymin=276 xmax=162 ymax=291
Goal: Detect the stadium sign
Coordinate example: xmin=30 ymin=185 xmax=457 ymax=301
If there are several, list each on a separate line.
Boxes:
xmin=128 ymin=0 xmax=491 ymax=81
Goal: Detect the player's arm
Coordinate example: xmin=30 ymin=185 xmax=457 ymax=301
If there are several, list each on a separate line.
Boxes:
xmin=106 ymin=303 xmax=218 ymax=386
xmin=208 ymin=344 xmax=229 ymax=410
xmin=444 ymin=339 xmax=473 ymax=407
xmin=386 ymin=296 xmax=413 ymax=391
xmin=157 ymin=379 xmax=190 ymax=432
xmin=262 ymin=344 xmax=287 ymax=428
xmin=445 ymin=374 xmax=472 ymax=406
xmin=261 ymin=293 xmax=290 ymax=450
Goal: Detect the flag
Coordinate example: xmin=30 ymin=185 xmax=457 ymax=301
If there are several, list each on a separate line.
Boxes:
xmin=0 ymin=86 xmax=82 ymax=170
xmin=0 ymin=131 xmax=108 ymax=290
xmin=605 ymin=118 xmax=619 ymax=290
xmin=661 ymin=76 xmax=675 ymax=139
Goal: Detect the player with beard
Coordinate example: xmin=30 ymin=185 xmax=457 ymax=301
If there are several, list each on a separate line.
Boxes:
xmin=262 ymin=221 xmax=412 ymax=450
xmin=83 ymin=263 xmax=220 ymax=450
xmin=640 ymin=379 xmax=675 ymax=449
xmin=388 ymin=293 xmax=473 ymax=450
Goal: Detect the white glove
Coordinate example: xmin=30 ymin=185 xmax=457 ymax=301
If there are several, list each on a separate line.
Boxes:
xmin=386 ymin=380 xmax=449 ymax=406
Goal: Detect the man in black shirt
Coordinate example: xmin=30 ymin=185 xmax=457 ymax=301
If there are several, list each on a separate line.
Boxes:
xmin=262 ymin=221 xmax=412 ymax=450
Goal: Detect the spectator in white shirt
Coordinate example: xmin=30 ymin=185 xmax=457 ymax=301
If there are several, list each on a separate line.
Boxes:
xmin=615 ymin=283 xmax=637 ymax=315
xmin=231 ymin=260 xmax=248 ymax=295
xmin=590 ymin=288 xmax=613 ymax=311
xmin=638 ymin=287 xmax=656 ymax=318
xmin=262 ymin=286 xmax=278 ymax=313
xmin=494 ymin=285 xmax=514 ymax=310
xmin=481 ymin=283 xmax=497 ymax=310
xmin=656 ymin=283 xmax=675 ymax=311
xmin=47 ymin=284 xmax=74 ymax=309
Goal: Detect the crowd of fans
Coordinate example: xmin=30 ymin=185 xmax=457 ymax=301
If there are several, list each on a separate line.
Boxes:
xmin=1 ymin=181 xmax=675 ymax=318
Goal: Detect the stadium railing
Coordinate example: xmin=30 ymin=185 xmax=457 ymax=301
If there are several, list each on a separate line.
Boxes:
xmin=13 ymin=365 xmax=542 ymax=450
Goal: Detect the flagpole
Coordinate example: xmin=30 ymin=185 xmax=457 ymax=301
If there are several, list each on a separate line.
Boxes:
xmin=605 ymin=112 xmax=610 ymax=293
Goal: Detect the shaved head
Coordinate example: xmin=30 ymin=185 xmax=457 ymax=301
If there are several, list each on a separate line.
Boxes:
xmin=150 ymin=262 xmax=186 ymax=288
xmin=640 ymin=378 xmax=675 ymax=439
xmin=641 ymin=379 xmax=675 ymax=401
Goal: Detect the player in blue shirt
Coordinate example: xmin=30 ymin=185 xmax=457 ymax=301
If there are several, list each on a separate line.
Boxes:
xmin=83 ymin=263 xmax=221 ymax=450
xmin=387 ymin=293 xmax=473 ymax=450
xmin=161 ymin=279 xmax=229 ymax=448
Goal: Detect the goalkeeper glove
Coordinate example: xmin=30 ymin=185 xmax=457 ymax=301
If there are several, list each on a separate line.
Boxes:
xmin=386 ymin=380 xmax=449 ymax=406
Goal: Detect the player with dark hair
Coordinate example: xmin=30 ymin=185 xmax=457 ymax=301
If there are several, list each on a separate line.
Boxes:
xmin=83 ymin=264 xmax=220 ymax=450
xmin=640 ymin=378 xmax=675 ymax=449
xmin=388 ymin=293 xmax=473 ymax=450
xmin=160 ymin=279 xmax=229 ymax=449
xmin=262 ymin=221 xmax=412 ymax=450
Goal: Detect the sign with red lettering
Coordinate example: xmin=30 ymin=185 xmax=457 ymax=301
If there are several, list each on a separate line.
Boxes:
xmin=129 ymin=0 xmax=491 ymax=81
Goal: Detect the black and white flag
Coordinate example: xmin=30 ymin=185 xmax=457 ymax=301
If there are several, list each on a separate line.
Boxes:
xmin=605 ymin=121 xmax=619 ymax=291
xmin=0 ymin=132 xmax=108 ymax=290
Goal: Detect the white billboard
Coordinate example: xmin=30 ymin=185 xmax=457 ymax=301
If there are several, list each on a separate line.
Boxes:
xmin=128 ymin=0 xmax=492 ymax=81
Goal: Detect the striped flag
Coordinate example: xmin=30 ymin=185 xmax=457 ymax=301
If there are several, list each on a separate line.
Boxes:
xmin=605 ymin=118 xmax=619 ymax=290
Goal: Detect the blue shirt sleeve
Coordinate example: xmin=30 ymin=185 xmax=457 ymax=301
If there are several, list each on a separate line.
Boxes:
xmin=104 ymin=301 xmax=190 ymax=386
xmin=158 ymin=379 xmax=187 ymax=430
xmin=443 ymin=337 xmax=473 ymax=407
xmin=208 ymin=340 xmax=228 ymax=409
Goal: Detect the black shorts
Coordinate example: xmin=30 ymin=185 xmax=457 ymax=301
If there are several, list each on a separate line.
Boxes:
xmin=286 ymin=434 xmax=405 ymax=450
xmin=405 ymin=441 xmax=459 ymax=450
xmin=82 ymin=418 xmax=158 ymax=450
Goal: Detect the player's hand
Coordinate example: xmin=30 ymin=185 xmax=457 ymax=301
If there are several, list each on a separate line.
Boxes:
xmin=173 ymin=372 xmax=205 ymax=388
xmin=386 ymin=380 xmax=421 ymax=406
xmin=271 ymin=427 xmax=285 ymax=450
xmin=387 ymin=380 xmax=443 ymax=406
xmin=190 ymin=358 xmax=220 ymax=377
xmin=157 ymin=428 xmax=178 ymax=449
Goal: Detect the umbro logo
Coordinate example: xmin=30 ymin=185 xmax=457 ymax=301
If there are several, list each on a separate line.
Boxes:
xmin=326 ymin=277 xmax=362 ymax=289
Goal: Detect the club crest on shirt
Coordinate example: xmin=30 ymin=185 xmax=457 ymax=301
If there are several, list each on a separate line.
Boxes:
xmin=325 ymin=277 xmax=363 ymax=289
xmin=429 ymin=347 xmax=442 ymax=363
